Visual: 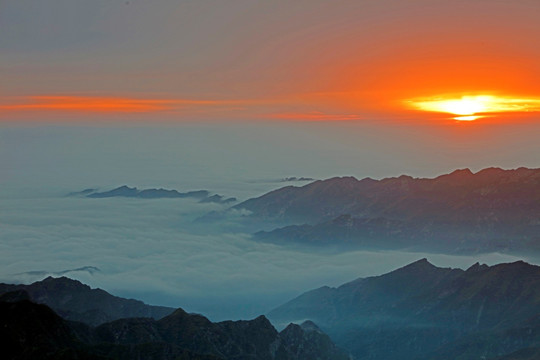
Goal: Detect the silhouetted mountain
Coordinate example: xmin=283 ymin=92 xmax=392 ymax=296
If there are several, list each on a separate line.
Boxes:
xmin=199 ymin=194 xmax=237 ymax=204
xmin=0 ymin=299 xmax=102 ymax=360
xmin=240 ymin=167 xmax=540 ymax=254
xmin=0 ymin=277 xmax=174 ymax=326
xmin=97 ymin=309 xmax=349 ymax=360
xmin=268 ymin=259 xmax=540 ymax=360
xmin=67 ymin=188 xmax=97 ymax=197
xmin=1 ymin=295 xmax=349 ymax=360
xmin=280 ymin=177 xmax=315 ymax=182
xmin=72 ymin=186 xmax=236 ymax=204
xmin=0 ymin=289 xmax=31 ymax=302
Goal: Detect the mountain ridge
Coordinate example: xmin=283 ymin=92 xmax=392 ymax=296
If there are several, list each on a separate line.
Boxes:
xmin=70 ymin=185 xmax=237 ymax=204
xmin=241 ymin=167 xmax=540 ymax=254
xmin=0 ymin=276 xmax=175 ymax=326
xmin=268 ymin=258 xmax=540 ymax=360
xmin=1 ymin=294 xmax=349 ymax=360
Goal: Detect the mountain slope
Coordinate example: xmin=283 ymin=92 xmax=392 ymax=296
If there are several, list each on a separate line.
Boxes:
xmin=239 ymin=167 xmax=540 ymax=253
xmin=0 ymin=277 xmax=175 ymax=326
xmin=1 ymin=294 xmax=349 ymax=360
xmin=0 ymin=299 xmax=102 ymax=360
xmin=268 ymin=259 xmax=540 ymax=360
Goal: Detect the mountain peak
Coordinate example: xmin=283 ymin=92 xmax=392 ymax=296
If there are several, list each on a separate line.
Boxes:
xmin=495 ymin=260 xmax=539 ymax=273
xmin=466 ymin=262 xmax=489 ymax=273
xmin=40 ymin=276 xmax=88 ymax=289
xmin=435 ymin=168 xmax=474 ymax=181
xmin=300 ymin=320 xmax=322 ymax=333
xmin=251 ymin=314 xmax=272 ymax=326
xmin=401 ymin=258 xmax=435 ymax=270
xmin=451 ymin=168 xmax=474 ymax=176
xmin=0 ymin=277 xmax=174 ymax=326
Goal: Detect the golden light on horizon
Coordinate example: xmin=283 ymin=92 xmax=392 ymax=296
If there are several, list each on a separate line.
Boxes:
xmin=407 ymin=95 xmax=540 ymax=121
xmin=454 ymin=115 xmax=481 ymax=121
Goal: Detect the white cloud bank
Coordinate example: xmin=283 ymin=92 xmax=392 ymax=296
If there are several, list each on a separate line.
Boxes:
xmin=0 ymin=193 xmax=527 ymax=320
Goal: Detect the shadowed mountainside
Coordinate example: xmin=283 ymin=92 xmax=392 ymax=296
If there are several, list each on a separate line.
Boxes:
xmin=0 ymin=277 xmax=175 ymax=326
xmin=268 ymin=259 xmax=540 ymax=360
xmin=1 ymin=293 xmax=349 ymax=360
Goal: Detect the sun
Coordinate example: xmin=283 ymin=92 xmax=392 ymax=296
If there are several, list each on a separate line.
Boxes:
xmin=406 ymin=95 xmax=540 ymax=121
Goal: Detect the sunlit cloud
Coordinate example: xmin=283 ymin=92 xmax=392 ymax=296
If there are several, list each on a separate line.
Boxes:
xmin=406 ymin=95 xmax=540 ymax=121
xmin=0 ymin=95 xmax=242 ymax=114
xmin=0 ymin=95 xmax=370 ymax=123
xmin=267 ymin=111 xmax=362 ymax=122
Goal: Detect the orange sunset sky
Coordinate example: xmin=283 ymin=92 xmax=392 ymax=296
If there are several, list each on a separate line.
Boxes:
xmin=2 ymin=0 xmax=540 ymax=124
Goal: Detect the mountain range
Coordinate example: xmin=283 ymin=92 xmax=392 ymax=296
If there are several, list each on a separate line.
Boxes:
xmin=268 ymin=259 xmax=540 ymax=360
xmin=70 ymin=186 xmax=237 ymax=204
xmin=0 ymin=276 xmax=174 ymax=326
xmin=0 ymin=280 xmax=349 ymax=360
xmin=4 ymin=259 xmax=540 ymax=359
xmin=234 ymin=167 xmax=540 ymax=254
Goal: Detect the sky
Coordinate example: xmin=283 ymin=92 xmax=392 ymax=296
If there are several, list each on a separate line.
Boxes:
xmin=2 ymin=0 xmax=540 ymax=123
xmin=0 ymin=0 xmax=539 ymax=320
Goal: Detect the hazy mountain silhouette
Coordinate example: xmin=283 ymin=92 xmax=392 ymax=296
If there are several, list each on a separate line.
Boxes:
xmin=0 ymin=277 xmax=174 ymax=326
xmin=1 ymin=292 xmax=349 ymax=360
xmin=71 ymin=186 xmax=236 ymax=204
xmin=236 ymin=167 xmax=540 ymax=254
xmin=268 ymin=259 xmax=540 ymax=360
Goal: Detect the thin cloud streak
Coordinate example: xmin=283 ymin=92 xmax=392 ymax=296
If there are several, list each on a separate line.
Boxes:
xmin=266 ymin=111 xmax=362 ymax=122
xmin=0 ymin=95 xmax=246 ymax=114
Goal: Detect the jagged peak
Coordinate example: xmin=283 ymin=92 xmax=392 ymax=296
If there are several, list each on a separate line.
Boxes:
xmin=463 ymin=260 xmax=539 ymax=277
xmin=380 ymin=258 xmax=450 ymax=277
xmin=451 ymin=168 xmax=474 ymax=175
xmin=251 ymin=314 xmax=272 ymax=325
xmin=300 ymin=320 xmax=322 ymax=333
xmin=359 ymin=176 xmax=377 ymax=183
xmin=168 ymin=307 xmax=190 ymax=317
xmin=466 ymin=262 xmax=489 ymax=273
xmin=401 ymin=258 xmax=435 ymax=269
xmin=434 ymin=168 xmax=474 ymax=180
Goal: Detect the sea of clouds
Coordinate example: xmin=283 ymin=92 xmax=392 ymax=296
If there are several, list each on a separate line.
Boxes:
xmin=0 ymin=124 xmax=535 ymax=320
xmin=0 ymin=190 xmax=527 ymax=320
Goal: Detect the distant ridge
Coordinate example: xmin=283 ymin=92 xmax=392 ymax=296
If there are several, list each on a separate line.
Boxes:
xmin=0 ymin=276 xmax=174 ymax=326
xmin=70 ymin=185 xmax=237 ymax=204
xmin=237 ymin=167 xmax=540 ymax=254
xmin=0 ymin=288 xmax=349 ymax=359
xmin=268 ymin=258 xmax=540 ymax=360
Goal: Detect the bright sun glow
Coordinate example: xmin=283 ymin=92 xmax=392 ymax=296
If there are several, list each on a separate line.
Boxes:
xmin=407 ymin=95 xmax=540 ymax=121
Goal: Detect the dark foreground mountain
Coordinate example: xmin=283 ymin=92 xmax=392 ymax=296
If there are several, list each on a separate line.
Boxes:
xmin=0 ymin=276 xmax=174 ymax=326
xmin=1 ymin=293 xmax=349 ymax=360
xmin=268 ymin=259 xmax=540 ymax=360
xmin=237 ymin=167 xmax=540 ymax=254
xmin=71 ymin=186 xmax=236 ymax=204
